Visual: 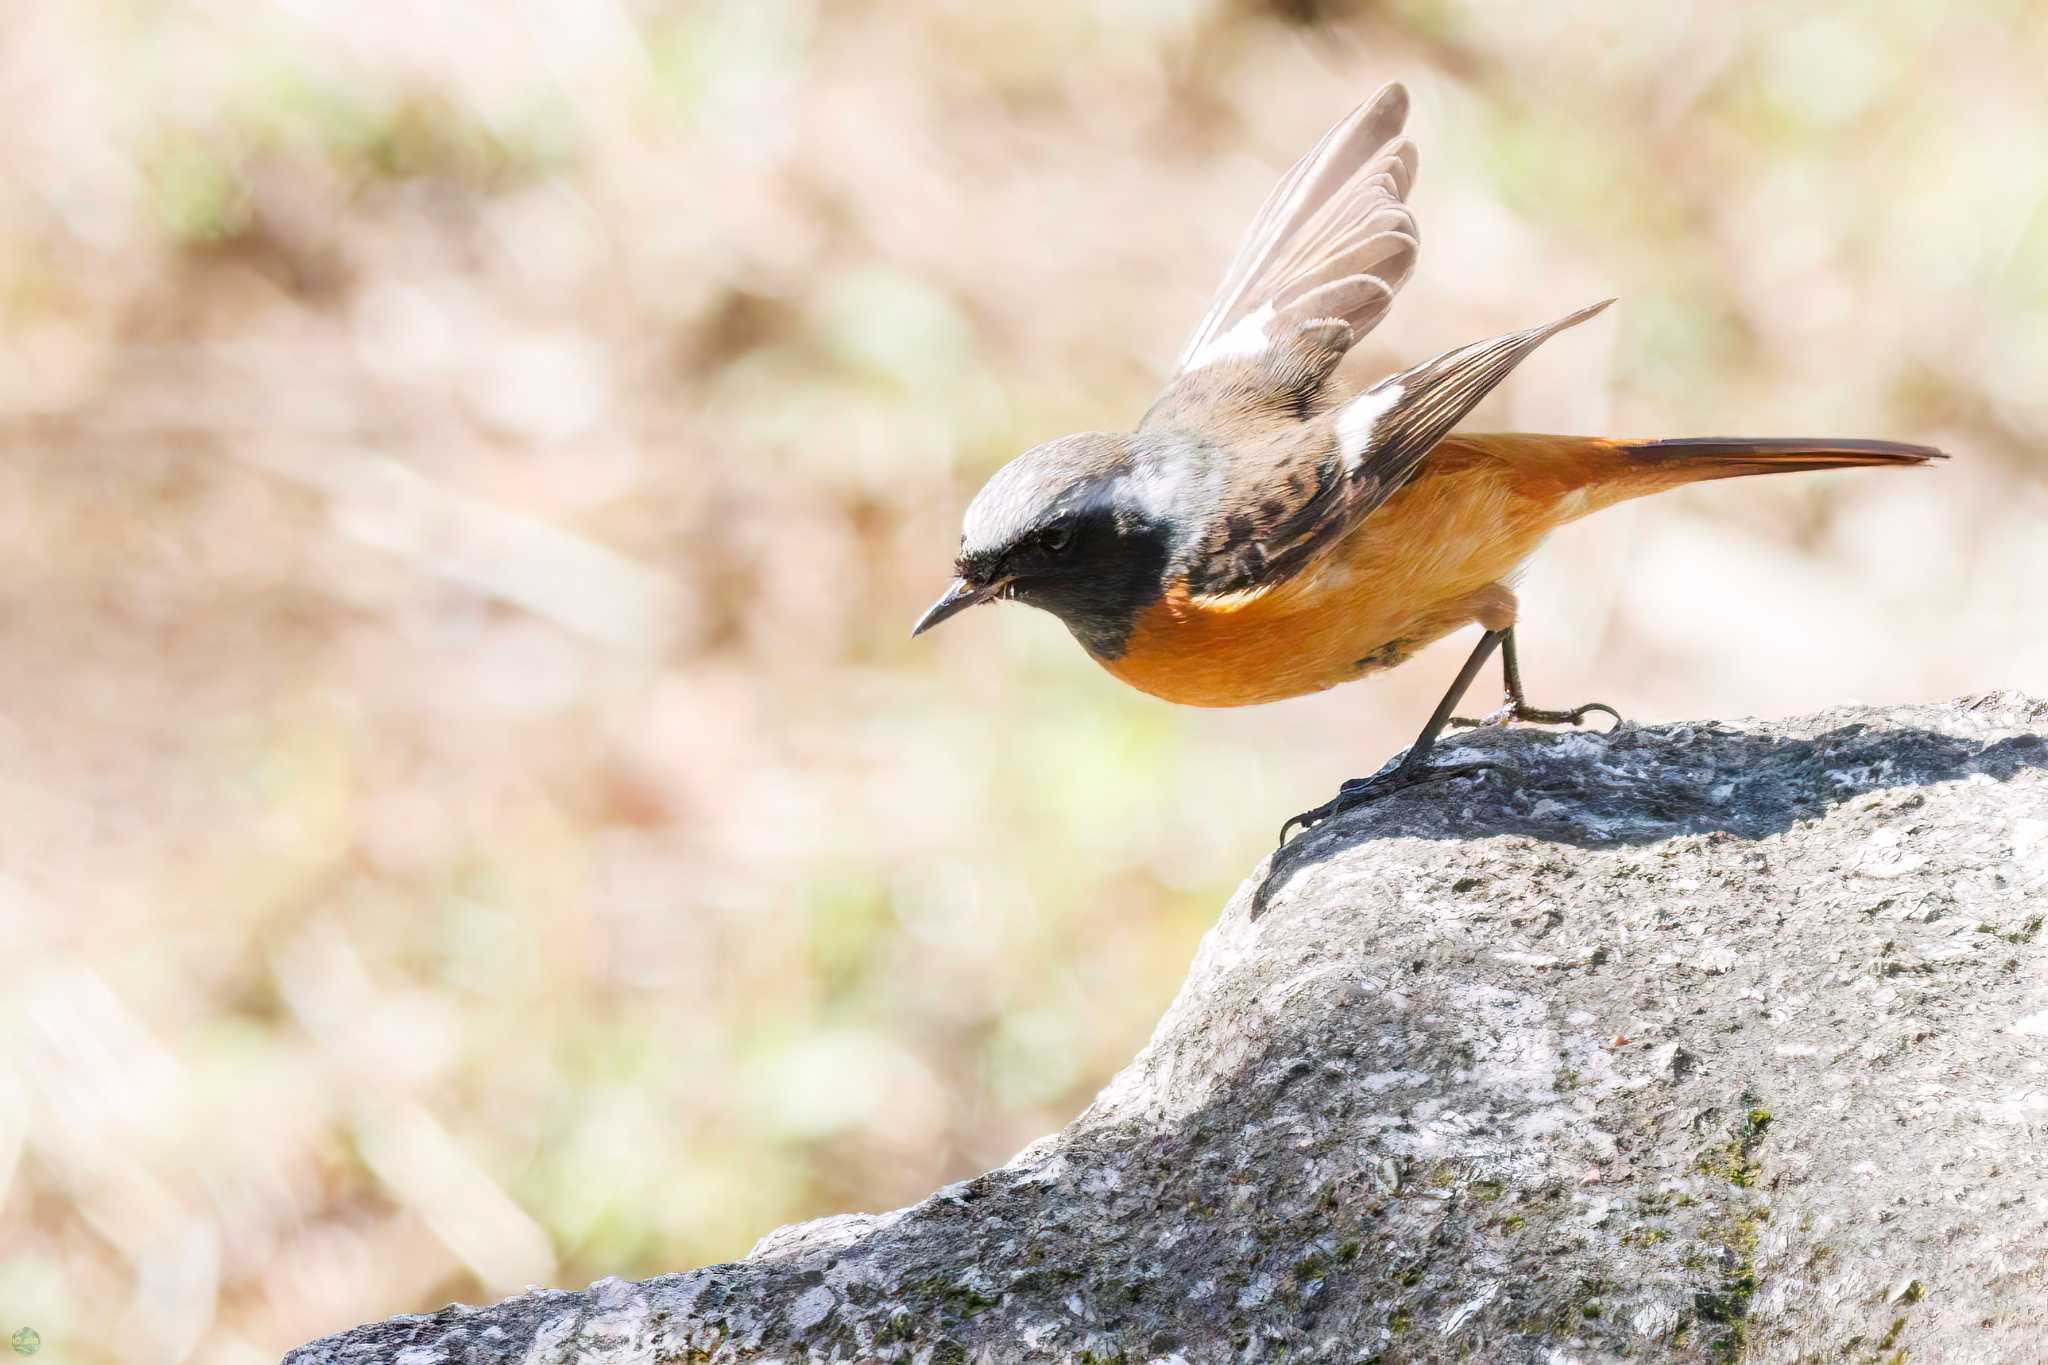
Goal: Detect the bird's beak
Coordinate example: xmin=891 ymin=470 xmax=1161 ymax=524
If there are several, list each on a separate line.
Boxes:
xmin=910 ymin=576 xmax=1003 ymax=638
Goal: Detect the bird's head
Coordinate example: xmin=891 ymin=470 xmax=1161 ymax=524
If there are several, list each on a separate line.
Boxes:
xmin=911 ymin=432 xmax=1181 ymax=658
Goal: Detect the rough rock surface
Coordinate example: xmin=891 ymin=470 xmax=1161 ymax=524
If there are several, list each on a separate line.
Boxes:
xmin=288 ymin=695 xmax=2048 ymax=1364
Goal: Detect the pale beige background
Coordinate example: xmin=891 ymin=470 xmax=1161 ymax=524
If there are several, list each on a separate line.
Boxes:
xmin=0 ymin=1 xmax=2041 ymax=1360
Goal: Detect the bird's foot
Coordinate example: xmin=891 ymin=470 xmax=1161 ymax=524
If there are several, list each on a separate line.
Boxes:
xmin=1450 ymin=698 xmax=1621 ymax=730
xmin=1276 ymin=758 xmax=1499 ymax=848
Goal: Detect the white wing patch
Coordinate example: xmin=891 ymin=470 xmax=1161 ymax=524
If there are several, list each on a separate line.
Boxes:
xmin=1334 ymin=381 xmax=1403 ymax=471
xmin=1180 ymin=301 xmax=1274 ymax=373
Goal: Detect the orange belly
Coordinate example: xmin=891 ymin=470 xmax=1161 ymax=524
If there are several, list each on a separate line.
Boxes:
xmin=1098 ymin=443 xmax=1594 ymax=707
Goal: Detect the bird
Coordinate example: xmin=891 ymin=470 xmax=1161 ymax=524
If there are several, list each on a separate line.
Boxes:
xmin=910 ymin=82 xmax=1943 ymax=847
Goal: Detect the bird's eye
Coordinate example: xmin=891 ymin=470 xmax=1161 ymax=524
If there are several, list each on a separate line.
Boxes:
xmin=1042 ymin=524 xmax=1073 ymax=552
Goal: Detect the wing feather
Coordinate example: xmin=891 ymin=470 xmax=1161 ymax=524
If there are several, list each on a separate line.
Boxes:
xmin=1186 ymin=301 xmax=1614 ymax=599
xmin=1338 ymin=299 xmax=1615 ymax=492
xmin=1176 ymin=84 xmax=1418 ymax=374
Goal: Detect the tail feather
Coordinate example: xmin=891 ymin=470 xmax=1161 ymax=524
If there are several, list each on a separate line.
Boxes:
xmin=1621 ymin=436 xmax=1946 ymax=481
xmin=1436 ymin=432 xmax=1945 ymax=521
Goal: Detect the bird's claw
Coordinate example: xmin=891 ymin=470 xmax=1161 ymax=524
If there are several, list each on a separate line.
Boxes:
xmin=1451 ymin=699 xmax=1621 ymax=730
xmin=1528 ymin=699 xmax=1622 ymax=728
xmin=1276 ymin=759 xmax=1501 ymax=847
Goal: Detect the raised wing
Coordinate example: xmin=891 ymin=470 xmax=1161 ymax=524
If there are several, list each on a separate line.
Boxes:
xmin=1185 ymin=301 xmax=1613 ymax=598
xmin=1335 ymin=299 xmax=1614 ymax=501
xmin=1173 ymin=84 xmax=1419 ymax=381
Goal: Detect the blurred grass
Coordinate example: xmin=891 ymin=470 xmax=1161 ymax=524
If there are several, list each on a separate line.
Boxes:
xmin=0 ymin=1 xmax=2042 ymax=1361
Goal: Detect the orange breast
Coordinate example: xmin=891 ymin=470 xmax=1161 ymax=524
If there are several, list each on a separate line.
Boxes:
xmin=1098 ymin=443 xmax=1591 ymax=707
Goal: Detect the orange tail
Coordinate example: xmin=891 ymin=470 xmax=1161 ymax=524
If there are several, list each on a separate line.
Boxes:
xmin=1617 ymin=436 xmax=1946 ymax=485
xmin=1549 ymin=434 xmax=1945 ymax=515
xmin=1435 ymin=431 xmax=1945 ymax=520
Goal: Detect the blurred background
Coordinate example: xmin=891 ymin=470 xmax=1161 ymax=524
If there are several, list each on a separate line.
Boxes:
xmin=1 ymin=0 xmax=2042 ymax=1359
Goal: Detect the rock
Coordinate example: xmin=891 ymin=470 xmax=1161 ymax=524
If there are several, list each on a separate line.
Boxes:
xmin=287 ymin=695 xmax=2048 ymax=1363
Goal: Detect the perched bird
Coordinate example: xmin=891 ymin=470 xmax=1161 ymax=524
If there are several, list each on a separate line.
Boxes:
xmin=912 ymin=83 xmax=1942 ymax=845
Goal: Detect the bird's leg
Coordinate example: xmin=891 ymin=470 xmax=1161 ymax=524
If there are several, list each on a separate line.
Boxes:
xmin=1278 ymin=629 xmax=1506 ymax=846
xmin=1450 ymin=626 xmax=1620 ymax=729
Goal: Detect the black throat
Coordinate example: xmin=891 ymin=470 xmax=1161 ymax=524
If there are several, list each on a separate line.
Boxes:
xmin=1013 ymin=509 xmax=1173 ymax=660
